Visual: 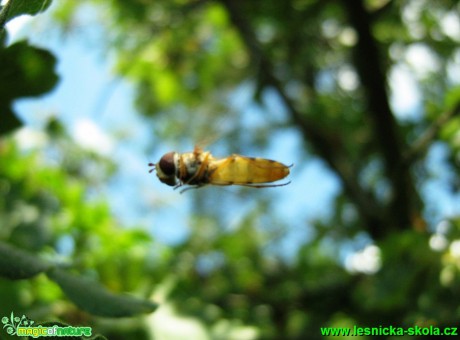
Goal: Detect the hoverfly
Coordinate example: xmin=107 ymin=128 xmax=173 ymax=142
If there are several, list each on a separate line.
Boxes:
xmin=149 ymin=146 xmax=291 ymax=193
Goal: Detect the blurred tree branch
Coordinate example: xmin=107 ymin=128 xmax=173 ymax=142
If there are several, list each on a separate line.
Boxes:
xmin=219 ymin=0 xmax=387 ymax=238
xmin=342 ymin=0 xmax=420 ymax=235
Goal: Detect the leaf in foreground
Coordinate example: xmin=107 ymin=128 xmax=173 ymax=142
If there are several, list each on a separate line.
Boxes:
xmin=47 ymin=268 xmax=158 ymax=317
xmin=0 ymin=241 xmax=51 ymax=279
xmin=0 ymin=0 xmax=53 ymax=29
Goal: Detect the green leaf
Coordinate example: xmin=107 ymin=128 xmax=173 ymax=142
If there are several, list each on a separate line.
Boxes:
xmin=0 ymin=40 xmax=59 ymax=135
xmin=0 ymin=40 xmax=59 ymax=101
xmin=0 ymin=106 xmax=22 ymax=135
xmin=444 ymin=86 xmax=460 ymax=113
xmin=0 ymin=0 xmax=53 ymax=29
xmin=47 ymin=268 xmax=158 ymax=317
xmin=0 ymin=241 xmax=51 ymax=279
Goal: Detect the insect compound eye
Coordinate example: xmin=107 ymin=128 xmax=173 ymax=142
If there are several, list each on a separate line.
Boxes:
xmin=156 ymin=152 xmax=177 ymax=186
xmin=158 ymin=152 xmax=177 ymax=176
xmin=159 ymin=176 xmax=177 ymax=186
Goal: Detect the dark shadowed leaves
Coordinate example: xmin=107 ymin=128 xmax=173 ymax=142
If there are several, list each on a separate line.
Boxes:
xmin=0 ymin=107 xmax=22 ymax=135
xmin=0 ymin=40 xmax=58 ymax=100
xmin=0 ymin=40 xmax=59 ymax=135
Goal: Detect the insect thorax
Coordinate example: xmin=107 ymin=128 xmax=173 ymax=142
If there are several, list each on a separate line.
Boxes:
xmin=179 ymin=151 xmax=210 ymax=184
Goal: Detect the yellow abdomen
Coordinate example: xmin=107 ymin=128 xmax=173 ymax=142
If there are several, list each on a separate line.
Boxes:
xmin=208 ymin=155 xmax=290 ymax=185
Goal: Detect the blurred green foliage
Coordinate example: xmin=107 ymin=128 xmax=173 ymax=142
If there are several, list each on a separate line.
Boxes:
xmin=1 ymin=0 xmax=160 ymax=327
xmin=2 ymin=0 xmax=460 ymax=339
xmin=0 ymin=131 xmax=159 ymax=336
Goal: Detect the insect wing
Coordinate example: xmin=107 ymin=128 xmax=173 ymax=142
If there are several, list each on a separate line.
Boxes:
xmin=208 ymin=155 xmax=290 ymax=185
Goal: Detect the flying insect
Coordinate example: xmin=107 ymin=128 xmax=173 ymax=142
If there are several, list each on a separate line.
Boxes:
xmin=149 ymin=146 xmax=291 ymax=193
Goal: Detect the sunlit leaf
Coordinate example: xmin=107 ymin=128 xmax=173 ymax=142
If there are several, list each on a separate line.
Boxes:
xmin=444 ymin=86 xmax=460 ymax=112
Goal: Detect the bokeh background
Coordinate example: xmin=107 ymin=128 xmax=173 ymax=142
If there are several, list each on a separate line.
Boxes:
xmin=1 ymin=0 xmax=460 ymax=338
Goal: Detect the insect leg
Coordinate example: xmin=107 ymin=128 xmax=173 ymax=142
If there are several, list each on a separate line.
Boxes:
xmin=181 ymin=152 xmax=211 ymax=185
xmin=237 ymin=181 xmax=291 ymax=188
xmin=179 ymin=184 xmax=208 ymax=194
